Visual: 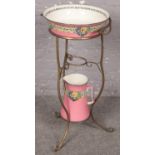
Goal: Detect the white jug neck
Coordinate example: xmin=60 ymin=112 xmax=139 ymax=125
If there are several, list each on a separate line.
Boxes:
xmin=63 ymin=73 xmax=88 ymax=86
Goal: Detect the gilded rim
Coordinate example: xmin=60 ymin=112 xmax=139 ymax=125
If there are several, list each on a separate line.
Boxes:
xmin=42 ymin=4 xmax=110 ymax=27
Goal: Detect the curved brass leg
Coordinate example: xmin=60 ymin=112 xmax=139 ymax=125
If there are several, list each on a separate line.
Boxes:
xmin=90 ymin=34 xmax=114 ymax=132
xmin=54 ymin=38 xmax=70 ymax=152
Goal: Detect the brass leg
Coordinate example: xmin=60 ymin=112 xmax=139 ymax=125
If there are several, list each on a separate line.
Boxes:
xmin=54 ymin=38 xmax=70 ymax=152
xmin=90 ymin=34 xmax=114 ymax=132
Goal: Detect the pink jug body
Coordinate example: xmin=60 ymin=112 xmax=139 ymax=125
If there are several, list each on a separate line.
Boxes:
xmin=60 ymin=74 xmax=94 ymax=122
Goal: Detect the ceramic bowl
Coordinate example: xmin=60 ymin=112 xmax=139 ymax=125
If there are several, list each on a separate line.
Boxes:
xmin=42 ymin=4 xmax=110 ymax=39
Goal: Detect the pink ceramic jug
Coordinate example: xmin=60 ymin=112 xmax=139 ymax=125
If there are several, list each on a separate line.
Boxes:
xmin=60 ymin=73 xmax=94 ymax=122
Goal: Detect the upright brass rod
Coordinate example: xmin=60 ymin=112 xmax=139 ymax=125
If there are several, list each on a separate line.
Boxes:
xmin=62 ymin=39 xmax=68 ymax=77
xmin=90 ymin=34 xmax=114 ymax=132
xmin=54 ymin=38 xmax=70 ymax=152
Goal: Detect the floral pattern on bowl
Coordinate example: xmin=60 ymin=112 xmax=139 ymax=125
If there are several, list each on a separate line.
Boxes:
xmin=48 ymin=22 xmax=109 ymax=38
xmin=75 ymin=27 xmax=90 ymax=36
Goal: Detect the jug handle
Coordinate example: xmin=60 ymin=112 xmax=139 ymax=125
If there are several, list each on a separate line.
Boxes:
xmin=86 ymin=84 xmax=94 ymax=105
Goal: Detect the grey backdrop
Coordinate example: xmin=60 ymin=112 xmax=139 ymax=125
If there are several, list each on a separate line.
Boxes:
xmin=35 ymin=0 xmax=120 ymax=97
xmin=36 ymin=1 xmax=120 ymax=155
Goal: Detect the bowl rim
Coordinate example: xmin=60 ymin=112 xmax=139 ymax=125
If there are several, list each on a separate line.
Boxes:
xmin=42 ymin=4 xmax=110 ymax=27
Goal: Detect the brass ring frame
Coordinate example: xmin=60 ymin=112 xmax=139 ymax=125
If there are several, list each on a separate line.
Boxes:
xmin=51 ymin=18 xmax=114 ymax=152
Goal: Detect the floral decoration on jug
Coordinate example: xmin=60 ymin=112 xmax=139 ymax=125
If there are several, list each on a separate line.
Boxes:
xmin=69 ymin=91 xmax=82 ymax=101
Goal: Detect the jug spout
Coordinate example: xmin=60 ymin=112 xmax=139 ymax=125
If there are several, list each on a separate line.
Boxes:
xmin=63 ymin=73 xmax=88 ymax=85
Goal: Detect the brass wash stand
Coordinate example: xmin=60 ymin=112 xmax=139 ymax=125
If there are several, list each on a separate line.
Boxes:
xmin=45 ymin=17 xmax=115 ymax=152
